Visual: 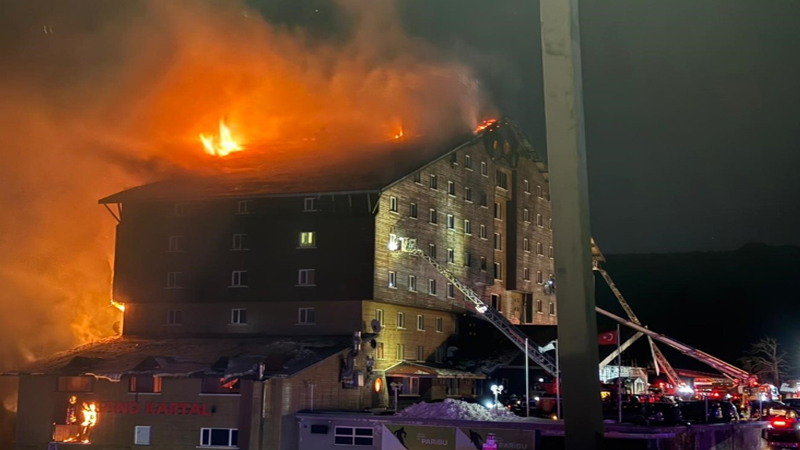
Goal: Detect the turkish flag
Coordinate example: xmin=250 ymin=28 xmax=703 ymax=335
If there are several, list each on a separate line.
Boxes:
xmin=598 ymin=330 xmax=618 ymax=345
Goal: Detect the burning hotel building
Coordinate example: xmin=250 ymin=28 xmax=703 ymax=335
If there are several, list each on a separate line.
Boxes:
xmin=10 ymin=118 xmax=555 ymax=450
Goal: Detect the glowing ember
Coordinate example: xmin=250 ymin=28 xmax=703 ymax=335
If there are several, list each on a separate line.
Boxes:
xmin=110 ymin=299 xmax=125 ymax=312
xmin=200 ymin=119 xmax=243 ymax=157
xmin=392 ymin=125 xmax=405 ymax=141
xmin=474 ymin=119 xmax=498 ymax=134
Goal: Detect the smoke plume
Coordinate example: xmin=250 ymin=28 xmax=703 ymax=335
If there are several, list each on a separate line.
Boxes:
xmin=0 ymin=0 xmax=490 ymax=417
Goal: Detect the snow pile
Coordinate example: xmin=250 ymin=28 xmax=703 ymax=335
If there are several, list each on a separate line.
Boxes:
xmin=396 ymin=398 xmax=524 ymax=422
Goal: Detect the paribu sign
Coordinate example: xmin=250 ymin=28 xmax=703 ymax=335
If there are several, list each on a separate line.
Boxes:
xmin=98 ymin=401 xmax=212 ymax=416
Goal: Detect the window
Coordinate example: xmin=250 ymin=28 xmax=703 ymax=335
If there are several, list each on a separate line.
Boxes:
xmin=464 ymin=252 xmax=472 ymax=267
xmin=549 ymin=218 xmax=553 ymax=230
xmin=537 ymin=242 xmax=544 ymax=255
xmin=376 ymin=309 xmax=384 ymax=326
xmin=464 ymin=186 xmax=473 ymax=202
xmin=202 ymin=378 xmax=241 ymax=395
xmin=494 ymin=233 xmax=502 ymax=250
xmin=417 ymin=315 xmax=425 ymax=331
xmin=446 ymin=379 xmax=460 ymax=396
xmin=480 ymin=256 xmax=487 ymax=271
xmin=167 ymin=309 xmax=183 ymax=325
xmin=428 ymin=279 xmax=437 ymax=296
xmin=450 ymin=153 xmax=458 ymax=165
xmin=537 ymin=214 xmax=544 ymax=227
xmin=427 ymin=243 xmax=437 ymax=259
xmin=129 ymin=375 xmax=161 ymax=394
xmin=416 ymin=345 xmax=425 ymax=361
xmin=429 ymin=208 xmax=438 ymax=224
xmin=409 ymin=202 xmax=418 ymax=219
xmin=57 ymin=377 xmax=94 ymax=392
xmin=523 ymin=208 xmax=530 ymax=222
xmin=168 ymin=235 xmax=184 ymax=252
xmin=166 ymin=272 xmax=181 ymax=289
xmin=200 ymin=428 xmax=238 ymax=448
xmin=297 ymin=231 xmax=316 ymax=249
xmin=303 ymin=197 xmax=317 ymax=211
xmin=436 ymin=317 xmax=443 ymax=333
xmin=389 ymin=196 xmax=398 ymax=212
xmin=230 ymin=270 xmax=248 ymax=287
xmin=537 ymin=185 xmax=543 ymax=198
xmin=494 ymin=202 xmax=503 ymax=220
xmin=480 ymin=193 xmax=488 ymax=207
xmin=491 ymin=294 xmax=501 ymax=310
xmin=298 ymin=269 xmax=316 ymax=286
xmin=524 ymin=179 xmax=530 ymax=193
xmin=231 ymin=308 xmax=247 ymax=324
xmin=408 ymin=275 xmax=417 ymax=292
xmin=402 ymin=377 xmax=420 ymax=395
xmin=493 ymin=262 xmax=502 ymax=280
xmin=495 ymin=170 xmax=508 ymax=189
xmin=232 ymin=233 xmax=248 ymax=251
xmin=479 ymin=224 xmax=487 ymax=239
xmin=549 ymin=246 xmax=554 ymax=258
xmin=465 ymin=154 xmax=473 ymax=169
xmin=537 ymin=271 xmax=543 ymax=284
xmin=549 ymin=302 xmax=556 ymax=316
xmin=298 ymin=307 xmax=316 ymax=324
xmin=447 ymin=283 xmax=455 ymax=298
xmin=429 ymin=174 xmax=438 ymax=190
xmin=396 ymin=344 xmax=406 ymax=360
xmin=521 ymin=268 xmax=529 ymax=282
xmin=447 ymin=248 xmax=455 ymax=264
xmin=134 ymin=426 xmax=151 ymax=445
xmin=447 ymin=181 xmax=456 ymax=196
xmin=388 ymin=271 xmax=397 ymax=288
xmin=397 ymin=312 xmax=406 ymax=329
xmin=376 ymin=342 xmax=385 ymax=360
xmin=413 ymin=172 xmax=421 ymax=184
xmin=480 ymin=161 xmax=488 ymax=176
xmin=464 ymin=219 xmax=472 ymax=235
xmin=447 ymin=214 xmax=455 ymax=229
xmin=536 ymin=299 xmax=543 ymax=314
xmin=236 ymin=200 xmax=251 ymax=215
xmin=174 ymin=203 xmax=186 ymax=217
xmin=435 ymin=347 xmax=445 ymax=363
xmin=523 ymin=238 xmax=530 ymax=252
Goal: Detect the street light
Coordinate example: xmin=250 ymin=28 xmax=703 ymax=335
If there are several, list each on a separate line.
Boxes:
xmin=390 ymin=382 xmax=402 ymax=413
xmin=490 ymin=384 xmax=504 ymax=414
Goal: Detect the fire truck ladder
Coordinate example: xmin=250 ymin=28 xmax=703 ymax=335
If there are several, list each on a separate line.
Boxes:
xmin=395 ymin=237 xmax=559 ymax=377
xmin=591 ymin=240 xmax=682 ymax=388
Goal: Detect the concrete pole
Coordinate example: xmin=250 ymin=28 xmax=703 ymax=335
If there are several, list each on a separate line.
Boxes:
xmin=540 ymin=0 xmax=604 ymax=449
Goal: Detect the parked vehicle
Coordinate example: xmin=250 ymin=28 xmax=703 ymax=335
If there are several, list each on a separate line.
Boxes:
xmin=604 ymin=401 xmax=682 ymax=426
xmin=678 ymin=401 xmax=739 ymax=424
xmin=763 ymin=416 xmax=800 ymax=449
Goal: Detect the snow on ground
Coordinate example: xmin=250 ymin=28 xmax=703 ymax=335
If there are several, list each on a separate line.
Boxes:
xmin=396 ymin=398 xmax=526 ymax=422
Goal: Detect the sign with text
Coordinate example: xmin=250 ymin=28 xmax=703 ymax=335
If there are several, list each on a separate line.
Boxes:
xmin=456 ymin=427 xmax=535 ymax=450
xmin=383 ymin=424 xmax=455 ymax=450
xmin=98 ymin=401 xmax=212 ymax=416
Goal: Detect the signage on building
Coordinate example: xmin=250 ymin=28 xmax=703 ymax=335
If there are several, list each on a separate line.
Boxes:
xmin=99 ymin=401 xmax=212 ymax=416
xmin=383 ymin=425 xmax=455 ymax=450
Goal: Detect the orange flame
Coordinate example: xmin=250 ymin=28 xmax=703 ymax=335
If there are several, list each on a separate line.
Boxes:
xmin=110 ymin=299 xmax=125 ymax=312
xmin=474 ymin=119 xmax=497 ymax=134
xmin=200 ymin=119 xmax=243 ymax=157
xmin=392 ymin=128 xmax=404 ymax=141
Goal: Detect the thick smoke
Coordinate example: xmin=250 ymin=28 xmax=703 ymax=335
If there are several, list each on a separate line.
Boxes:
xmin=0 ymin=0 xmax=489 ymax=416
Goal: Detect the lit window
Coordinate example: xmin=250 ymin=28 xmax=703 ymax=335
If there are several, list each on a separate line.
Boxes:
xmin=537 ymin=185 xmax=543 ymax=198
xmin=236 ymin=200 xmax=251 ymax=215
xmin=493 ymin=262 xmax=502 ymax=280
xmin=464 ymin=219 xmax=472 ymax=235
xmin=299 ymin=231 xmax=316 ymax=248
xmin=537 ymin=271 xmax=543 ymax=284
xmin=494 ymin=202 xmax=503 ymax=220
xmin=549 ymin=302 xmax=556 ymax=316
xmin=494 ymin=233 xmax=502 ymax=250
xmin=397 ymin=312 xmax=406 ymax=329
xmin=376 ymin=343 xmax=385 ymax=359
xmin=429 ymin=279 xmax=437 ymax=296
xmin=537 ymin=242 xmax=544 ymax=255
xmin=416 ymin=345 xmax=425 ymax=361
xmin=523 ymin=208 xmax=530 ymax=222
xmin=168 ymin=235 xmax=184 ymax=252
xmin=448 ymin=181 xmax=456 ymax=196
xmin=447 ymin=214 xmax=455 ymax=229
xmin=396 ymin=344 xmax=406 ymax=361
xmin=298 ymin=307 xmax=316 ymax=324
xmin=447 ymin=283 xmax=455 ymax=298
xmin=465 ymin=154 xmax=473 ymax=169
xmin=537 ymin=214 xmax=544 ymax=227
xmin=230 ymin=270 xmax=248 ymax=288
xmin=429 ymin=208 xmax=438 ymax=224
xmin=480 ymin=225 xmax=487 ymax=239
xmin=298 ymin=269 xmax=316 ymax=286
xmin=429 ymin=244 xmax=437 ymax=259
xmin=167 ymin=309 xmax=183 ymax=325
xmin=388 ymin=271 xmax=397 ymax=288
xmin=303 ymin=197 xmax=317 ymax=211
xmin=447 ymin=248 xmax=455 ymax=264
xmin=417 ymin=315 xmax=425 ymax=331
xmin=166 ymin=272 xmax=181 ymax=289
xmin=523 ymin=238 xmax=530 ymax=252
xmin=202 ymin=378 xmax=241 ymax=394
xmin=230 ymin=308 xmax=247 ymax=324
xmin=481 ymin=161 xmax=488 ymax=176
xmin=524 ymin=179 xmax=530 ymax=193
xmin=231 ymin=233 xmax=248 ymax=251
xmin=376 ymin=309 xmax=384 ymax=325
xmin=429 ymin=174 xmax=438 ymax=190
xmin=524 ymin=267 xmax=530 ymax=281
xmin=200 ymin=428 xmax=238 ymax=448
xmin=408 ymin=275 xmax=417 ymax=292
xmin=410 ymin=202 xmax=418 ymax=218
xmin=465 ymin=186 xmax=473 ymax=202
xmin=174 ymin=203 xmax=186 ymax=217
xmin=129 ymin=375 xmax=161 ymax=394
xmin=435 ymin=317 xmax=443 ymax=333
xmin=389 ymin=196 xmax=398 ymax=212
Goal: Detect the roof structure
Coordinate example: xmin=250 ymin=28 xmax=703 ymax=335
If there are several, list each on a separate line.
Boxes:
xmin=7 ymin=336 xmax=351 ymax=382
xmin=385 ymin=361 xmax=485 ymax=379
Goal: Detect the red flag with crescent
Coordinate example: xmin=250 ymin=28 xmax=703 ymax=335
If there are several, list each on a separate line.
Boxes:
xmin=598 ymin=330 xmax=618 ymax=345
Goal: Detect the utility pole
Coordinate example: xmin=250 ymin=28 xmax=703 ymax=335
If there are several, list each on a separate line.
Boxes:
xmin=540 ymin=0 xmax=604 ymax=449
